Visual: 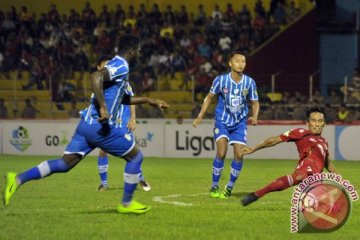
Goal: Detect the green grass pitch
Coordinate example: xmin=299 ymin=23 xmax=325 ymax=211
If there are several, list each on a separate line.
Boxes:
xmin=0 ymin=155 xmax=359 ymax=240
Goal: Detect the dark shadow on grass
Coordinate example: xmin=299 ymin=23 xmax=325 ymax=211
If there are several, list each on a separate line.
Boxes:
xmin=77 ymin=209 xmax=150 ymax=216
xmin=77 ymin=209 xmax=119 ymax=215
xmin=232 ymin=192 xmax=251 ymax=198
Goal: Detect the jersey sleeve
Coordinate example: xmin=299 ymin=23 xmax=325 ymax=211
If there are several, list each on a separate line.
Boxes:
xmin=104 ymin=58 xmax=128 ymax=82
xmin=125 ymin=83 xmax=134 ymax=96
xmin=248 ymin=78 xmax=259 ymax=101
xmin=209 ymin=76 xmax=221 ymax=94
xmin=280 ymin=128 xmax=309 ymax=142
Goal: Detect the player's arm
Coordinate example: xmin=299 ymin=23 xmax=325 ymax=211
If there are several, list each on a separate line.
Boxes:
xmin=249 ymin=100 xmax=259 ymax=126
xmin=91 ymin=68 xmax=110 ymax=123
xmin=192 ymin=92 xmax=216 ymax=127
xmin=325 ymin=156 xmax=338 ymax=174
xmin=121 ymin=94 xmax=169 ymax=111
xmin=127 ymin=105 xmax=136 ymax=132
xmin=242 ymin=136 xmax=283 ymax=155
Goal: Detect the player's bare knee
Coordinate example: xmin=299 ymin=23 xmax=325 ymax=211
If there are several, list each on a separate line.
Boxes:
xmin=216 ymin=153 xmax=226 ymax=160
xmin=62 ymin=154 xmax=82 ymax=169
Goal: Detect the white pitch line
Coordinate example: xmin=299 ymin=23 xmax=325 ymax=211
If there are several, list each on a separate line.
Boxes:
xmin=152 ymin=193 xmax=208 ymax=206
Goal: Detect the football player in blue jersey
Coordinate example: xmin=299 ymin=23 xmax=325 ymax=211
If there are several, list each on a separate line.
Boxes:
xmin=192 ymin=50 xmax=259 ymax=199
xmin=3 ymin=35 xmax=168 ymax=213
xmin=96 ymin=56 xmax=151 ymax=192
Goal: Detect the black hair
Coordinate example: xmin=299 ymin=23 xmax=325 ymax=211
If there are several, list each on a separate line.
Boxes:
xmin=306 ymin=107 xmax=326 ymax=121
xmin=117 ymin=34 xmax=141 ymax=55
xmin=96 ymin=55 xmax=112 ymax=67
xmin=229 ymin=49 xmax=247 ymax=60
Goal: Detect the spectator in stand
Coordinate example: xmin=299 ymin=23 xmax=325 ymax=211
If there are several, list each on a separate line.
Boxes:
xmin=123 ymin=11 xmax=137 ymax=29
xmin=191 ymin=101 xmax=201 ymax=119
xmin=194 ymin=4 xmax=207 ymax=26
xmin=22 ymin=57 xmax=44 ymax=90
xmin=212 ymin=4 xmax=222 ymax=20
xmin=310 ymin=90 xmax=325 ymax=104
xmin=68 ymin=101 xmax=80 ymax=118
xmin=286 ymin=0 xmax=301 ymax=22
xmin=291 ymin=101 xmax=306 ymax=120
xmin=113 ymin=4 xmax=125 ymax=26
xmin=163 ymin=5 xmax=175 ymax=25
xmin=348 ymin=68 xmax=360 ymax=100
xmin=161 ymin=32 xmax=175 ymax=52
xmin=21 ymin=98 xmax=38 ymax=119
xmin=194 ymin=67 xmax=212 ymax=100
xmin=326 ymin=90 xmax=342 ymax=106
xmin=57 ymin=80 xmax=75 ymax=103
xmin=336 ymin=105 xmax=350 ymax=123
xmin=177 ymin=5 xmax=189 ymax=25
xmin=347 ymin=107 xmax=360 ymax=122
xmin=99 ymin=4 xmax=111 ymax=27
xmin=142 ymin=71 xmax=155 ymax=92
xmin=136 ymin=105 xmax=150 ymax=118
xmin=261 ymin=105 xmax=275 ymax=120
xmin=149 ymin=107 xmax=165 ymax=118
xmin=171 ymin=51 xmax=187 ymax=77
xmin=323 ymin=104 xmax=337 ymax=123
xmin=289 ymin=91 xmax=307 ymax=104
xmin=219 ymin=32 xmax=232 ymax=54
xmin=0 ymin=98 xmax=8 ymax=119
xmin=149 ymin=4 xmax=162 ymax=26
xmin=273 ymin=2 xmax=287 ymax=24
xmin=176 ymin=115 xmax=184 ymax=124
xmin=160 ymin=20 xmax=174 ymax=39
xmin=254 ymin=0 xmax=267 ymax=19
xmin=274 ymin=103 xmax=289 ymax=120
xmin=1 ymin=12 xmax=16 ymax=39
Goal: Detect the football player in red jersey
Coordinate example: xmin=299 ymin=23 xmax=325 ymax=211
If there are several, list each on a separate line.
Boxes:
xmin=241 ymin=107 xmax=338 ymax=206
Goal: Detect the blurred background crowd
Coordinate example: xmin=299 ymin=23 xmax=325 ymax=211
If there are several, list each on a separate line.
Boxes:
xmin=0 ymin=0 xmax=359 ymax=123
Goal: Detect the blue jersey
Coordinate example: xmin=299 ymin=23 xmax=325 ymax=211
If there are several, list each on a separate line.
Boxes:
xmin=210 ymin=72 xmax=258 ymax=128
xmin=115 ymin=83 xmax=134 ymax=128
xmin=81 ymin=56 xmax=129 ymax=126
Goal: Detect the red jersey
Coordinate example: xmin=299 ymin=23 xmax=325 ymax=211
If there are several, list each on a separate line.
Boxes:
xmin=280 ymin=128 xmax=329 ymax=171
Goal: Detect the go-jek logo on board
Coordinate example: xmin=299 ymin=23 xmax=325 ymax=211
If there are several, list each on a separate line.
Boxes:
xmin=10 ymin=126 xmax=32 ymax=152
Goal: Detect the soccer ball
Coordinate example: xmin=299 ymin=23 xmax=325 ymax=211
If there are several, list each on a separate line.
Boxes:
xmin=17 ymin=127 xmax=26 ymax=139
xmin=302 ymin=192 xmax=318 ymax=212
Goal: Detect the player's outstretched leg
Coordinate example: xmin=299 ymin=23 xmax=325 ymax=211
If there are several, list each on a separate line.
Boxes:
xmin=3 ymin=155 xmax=79 ymax=207
xmin=241 ymin=193 xmax=259 ymax=206
xmin=210 ymin=157 xmax=224 ymax=198
xmin=3 ymin=172 xmax=19 ymax=206
xmin=220 ymin=160 xmax=243 ymax=199
xmin=241 ymin=175 xmax=293 ymax=206
xmin=117 ymin=151 xmax=150 ymax=214
xmin=97 ymin=152 xmax=109 ymax=191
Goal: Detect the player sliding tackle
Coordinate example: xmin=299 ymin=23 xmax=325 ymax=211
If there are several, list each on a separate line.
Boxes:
xmin=241 ymin=107 xmax=338 ymax=206
xmin=3 ymin=35 xmax=169 ymax=214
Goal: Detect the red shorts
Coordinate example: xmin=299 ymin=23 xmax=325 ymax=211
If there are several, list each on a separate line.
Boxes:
xmin=293 ymin=158 xmax=322 ymax=177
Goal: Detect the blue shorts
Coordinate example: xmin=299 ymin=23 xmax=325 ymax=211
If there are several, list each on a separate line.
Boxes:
xmin=65 ymin=119 xmax=135 ymax=157
xmin=213 ymin=118 xmax=247 ymax=145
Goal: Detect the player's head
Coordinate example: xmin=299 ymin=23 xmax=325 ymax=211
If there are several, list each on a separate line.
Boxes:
xmin=96 ymin=55 xmax=112 ymax=70
xmin=228 ymin=50 xmax=246 ymax=74
xmin=117 ymin=34 xmax=141 ymax=60
xmin=306 ymin=107 xmax=326 ymax=135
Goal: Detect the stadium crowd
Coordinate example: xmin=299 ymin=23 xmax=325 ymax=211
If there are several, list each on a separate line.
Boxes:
xmin=0 ymin=1 xmax=359 ymax=122
xmin=0 ymin=1 xmax=299 ymax=93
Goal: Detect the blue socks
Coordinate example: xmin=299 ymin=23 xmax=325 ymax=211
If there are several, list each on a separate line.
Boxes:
xmin=212 ymin=158 xmax=224 ymax=187
xmin=18 ymin=159 xmax=70 ymax=184
xmin=122 ymin=151 xmax=143 ymax=204
xmin=226 ymin=160 xmax=243 ymax=189
xmin=98 ymin=155 xmax=109 ymax=186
